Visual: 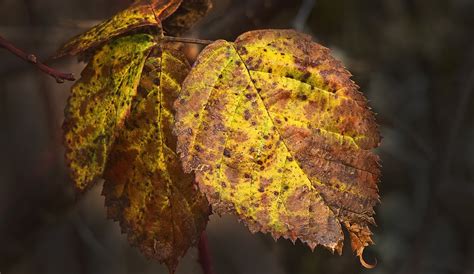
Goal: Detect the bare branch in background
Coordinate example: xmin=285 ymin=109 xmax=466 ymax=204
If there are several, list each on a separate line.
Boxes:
xmin=293 ymin=0 xmax=316 ymax=31
xmin=0 ymin=34 xmax=75 ymax=83
xmin=160 ymin=35 xmax=214 ymax=45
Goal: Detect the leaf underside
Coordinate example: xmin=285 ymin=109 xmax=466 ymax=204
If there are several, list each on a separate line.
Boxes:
xmin=162 ymin=0 xmax=213 ymax=36
xmin=174 ymin=29 xmax=381 ymax=264
xmin=54 ymin=0 xmax=182 ymax=58
xmin=54 ymin=0 xmax=213 ymax=59
xmin=102 ymin=47 xmax=209 ymax=272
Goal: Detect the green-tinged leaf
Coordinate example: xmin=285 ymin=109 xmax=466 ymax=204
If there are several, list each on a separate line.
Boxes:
xmin=54 ymin=0 xmax=181 ymax=58
xmin=163 ymin=0 xmax=213 ymax=36
xmin=64 ymin=34 xmax=155 ymax=192
xmin=174 ymin=29 xmax=381 ymax=266
xmin=102 ymin=47 xmax=209 ymax=273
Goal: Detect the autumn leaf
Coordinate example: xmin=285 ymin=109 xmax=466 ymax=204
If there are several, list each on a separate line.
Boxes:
xmin=63 ymin=34 xmax=155 ymax=192
xmin=102 ymin=46 xmax=209 ymax=273
xmin=54 ymin=0 xmax=182 ymax=58
xmin=162 ymin=0 xmax=213 ymax=36
xmin=174 ymin=29 xmax=381 ymax=266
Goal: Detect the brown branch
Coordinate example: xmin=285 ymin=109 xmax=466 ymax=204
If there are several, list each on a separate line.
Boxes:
xmin=0 ymin=34 xmax=75 ymax=83
xmin=160 ymin=36 xmax=214 ymax=45
xmin=198 ymin=231 xmax=215 ymax=274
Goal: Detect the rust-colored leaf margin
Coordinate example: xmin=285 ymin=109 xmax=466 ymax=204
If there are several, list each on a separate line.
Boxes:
xmin=174 ymin=29 xmax=381 ymax=267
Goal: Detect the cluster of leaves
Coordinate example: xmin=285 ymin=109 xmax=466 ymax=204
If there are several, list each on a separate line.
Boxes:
xmin=56 ymin=0 xmax=381 ymax=272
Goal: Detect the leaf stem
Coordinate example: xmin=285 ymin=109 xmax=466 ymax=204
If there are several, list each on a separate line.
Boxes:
xmin=0 ymin=34 xmax=75 ymax=83
xmin=198 ymin=231 xmax=215 ymax=274
xmin=160 ymin=36 xmax=214 ymax=45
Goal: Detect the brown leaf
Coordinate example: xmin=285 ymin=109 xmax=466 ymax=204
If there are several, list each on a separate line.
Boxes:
xmin=163 ymin=0 xmax=213 ymax=36
xmin=174 ymin=29 xmax=381 ymax=265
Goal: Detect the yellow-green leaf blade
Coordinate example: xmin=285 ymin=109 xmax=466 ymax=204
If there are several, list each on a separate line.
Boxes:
xmin=64 ymin=34 xmax=155 ymax=192
xmin=174 ymin=29 xmax=381 ymax=263
xmin=102 ymin=47 xmax=209 ymax=272
xmin=55 ymin=0 xmax=181 ymax=58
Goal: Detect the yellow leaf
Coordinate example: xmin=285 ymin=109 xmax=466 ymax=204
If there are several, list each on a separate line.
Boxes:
xmin=64 ymin=34 xmax=155 ymax=192
xmin=54 ymin=0 xmax=182 ymax=58
xmin=102 ymin=46 xmax=209 ymax=272
xmin=174 ymin=29 xmax=381 ymax=265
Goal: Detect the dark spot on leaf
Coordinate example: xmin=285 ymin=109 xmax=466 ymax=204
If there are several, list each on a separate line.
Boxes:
xmin=238 ymin=46 xmax=248 ymax=55
xmin=297 ymin=93 xmax=308 ymax=101
xmin=244 ymin=110 xmax=251 ymax=120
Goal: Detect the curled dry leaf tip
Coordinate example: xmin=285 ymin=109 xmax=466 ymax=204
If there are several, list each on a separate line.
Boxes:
xmin=359 ymin=248 xmax=377 ymax=269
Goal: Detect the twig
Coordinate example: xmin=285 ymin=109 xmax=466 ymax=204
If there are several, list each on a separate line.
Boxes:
xmin=160 ymin=36 xmax=214 ymax=45
xmin=0 ymin=34 xmax=75 ymax=83
xmin=198 ymin=231 xmax=215 ymax=274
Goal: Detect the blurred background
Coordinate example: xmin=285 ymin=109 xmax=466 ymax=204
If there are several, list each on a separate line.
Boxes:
xmin=1 ymin=0 xmax=473 ymax=273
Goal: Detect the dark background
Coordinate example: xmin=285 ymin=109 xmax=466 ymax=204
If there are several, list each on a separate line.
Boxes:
xmin=1 ymin=0 xmax=473 ymax=273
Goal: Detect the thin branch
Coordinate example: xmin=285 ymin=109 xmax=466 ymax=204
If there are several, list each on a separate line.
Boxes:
xmin=198 ymin=231 xmax=215 ymax=274
xmin=0 ymin=34 xmax=75 ymax=83
xmin=160 ymin=36 xmax=214 ymax=45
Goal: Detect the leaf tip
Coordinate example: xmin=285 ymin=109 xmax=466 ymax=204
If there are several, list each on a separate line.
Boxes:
xmin=166 ymin=261 xmax=178 ymax=274
xmin=308 ymin=242 xmax=317 ymax=252
xmin=359 ymin=248 xmax=377 ymax=269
